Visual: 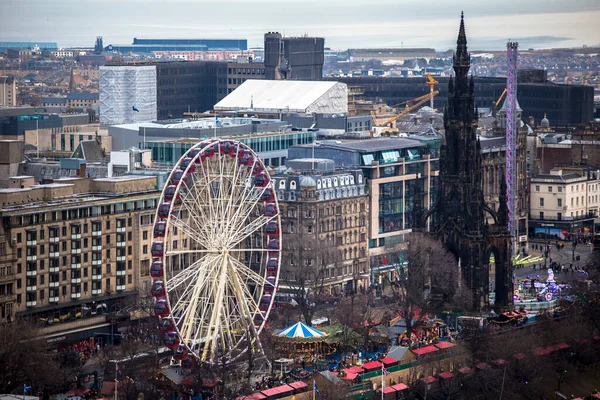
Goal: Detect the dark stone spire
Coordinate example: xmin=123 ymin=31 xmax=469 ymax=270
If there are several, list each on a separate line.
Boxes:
xmin=456 ymin=11 xmax=468 ymax=60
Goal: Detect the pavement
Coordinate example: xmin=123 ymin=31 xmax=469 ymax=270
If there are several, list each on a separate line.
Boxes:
xmin=514 ymin=239 xmax=593 ymax=282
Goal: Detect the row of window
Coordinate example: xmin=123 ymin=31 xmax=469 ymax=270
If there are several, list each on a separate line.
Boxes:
xmin=538 ymin=195 xmax=597 ymax=208
xmin=9 ymin=199 xmax=156 ymax=228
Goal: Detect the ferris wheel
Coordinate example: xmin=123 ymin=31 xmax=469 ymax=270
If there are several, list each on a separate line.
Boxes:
xmin=150 ymin=139 xmax=281 ymax=364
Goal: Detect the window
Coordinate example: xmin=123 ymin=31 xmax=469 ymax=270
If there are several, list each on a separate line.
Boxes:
xmin=557 ymin=198 xmax=562 ymax=207
xmin=128 ymin=275 xmax=132 ymax=284
xmin=539 ymin=212 xmax=544 ymax=219
xmin=143 ymin=245 xmax=148 ymax=254
xmin=558 ymin=186 xmax=563 ymax=193
xmin=540 ymin=198 xmax=544 ymax=207
xmin=548 ymin=186 xmax=553 ymax=193
xmin=557 ymin=212 xmax=562 ymax=220
xmin=535 ymin=185 xmax=540 ymax=192
xmin=143 ymin=231 xmax=148 ymax=240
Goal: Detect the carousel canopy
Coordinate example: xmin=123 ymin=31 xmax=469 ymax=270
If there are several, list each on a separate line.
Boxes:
xmin=274 ymin=322 xmax=328 ymax=339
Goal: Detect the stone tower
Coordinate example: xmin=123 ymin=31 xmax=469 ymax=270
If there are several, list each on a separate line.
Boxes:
xmin=423 ymin=13 xmax=513 ymax=310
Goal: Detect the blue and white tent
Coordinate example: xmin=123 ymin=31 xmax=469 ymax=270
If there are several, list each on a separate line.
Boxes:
xmin=275 ymin=322 xmax=328 ymax=339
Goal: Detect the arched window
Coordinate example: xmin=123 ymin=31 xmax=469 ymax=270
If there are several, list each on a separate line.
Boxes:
xmin=317 ymin=180 xmax=321 ymax=189
xmin=358 ymin=175 xmax=363 ymax=184
xmin=279 ymin=180 xmax=286 ymax=189
xmin=290 ymin=181 xmax=297 ymax=190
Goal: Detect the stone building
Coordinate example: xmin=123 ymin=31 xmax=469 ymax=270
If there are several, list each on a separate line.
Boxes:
xmin=273 ymin=159 xmax=369 ymax=295
xmin=0 ymin=172 xmax=165 ymax=342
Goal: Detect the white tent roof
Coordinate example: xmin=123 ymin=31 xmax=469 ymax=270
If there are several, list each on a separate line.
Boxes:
xmin=214 ymin=79 xmax=348 ymax=114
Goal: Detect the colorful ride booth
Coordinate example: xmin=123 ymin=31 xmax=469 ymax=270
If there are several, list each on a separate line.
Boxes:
xmin=272 ymin=322 xmax=333 ymax=359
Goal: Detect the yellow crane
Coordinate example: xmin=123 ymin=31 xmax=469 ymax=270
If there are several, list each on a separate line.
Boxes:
xmin=371 ymin=90 xmax=439 ymax=135
xmin=425 ymin=73 xmax=439 ymax=109
xmin=496 ymin=88 xmax=507 ymax=107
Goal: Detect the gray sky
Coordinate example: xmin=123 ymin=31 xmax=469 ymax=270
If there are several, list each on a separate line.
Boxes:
xmin=1 ymin=0 xmax=599 ymax=50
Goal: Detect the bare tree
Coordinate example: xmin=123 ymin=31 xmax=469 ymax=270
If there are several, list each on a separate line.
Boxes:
xmin=389 ymin=233 xmax=459 ymax=343
xmin=0 ymin=319 xmax=77 ymax=394
xmin=280 ymin=227 xmax=337 ymax=326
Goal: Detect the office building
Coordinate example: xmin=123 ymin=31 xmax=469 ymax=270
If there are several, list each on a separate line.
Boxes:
xmin=289 ymin=137 xmax=441 ymax=285
xmin=264 ymin=32 xmax=324 ymax=80
xmin=330 ymin=74 xmax=594 ymax=126
xmin=0 ymin=76 xmax=17 ymax=107
xmin=274 ymin=160 xmax=369 ymax=294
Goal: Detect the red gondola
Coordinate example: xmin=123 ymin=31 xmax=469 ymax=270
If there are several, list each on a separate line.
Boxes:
xmin=240 ymin=154 xmax=254 ymax=165
xmin=267 ymin=239 xmax=280 ymax=252
xmin=235 ymin=145 xmax=245 ymax=158
xmin=150 ymin=261 xmax=164 ymax=278
xmin=261 ymin=188 xmax=274 ymax=202
xmin=188 ymin=148 xmax=203 ymax=164
xmin=266 ymin=258 xmax=279 ymax=273
xmin=266 ymin=221 xmax=279 ymax=235
xmin=171 ymin=170 xmax=186 ymax=185
xmin=173 ymin=345 xmax=188 ymax=361
xmin=204 ymin=145 xmax=215 ymax=158
xmin=251 ymin=163 xmax=263 ymax=176
xmin=151 ymin=281 xmax=166 ymax=298
xmin=157 ymin=203 xmax=171 ymax=219
xmin=220 ymin=141 xmax=234 ymax=155
xmin=151 ymin=242 xmax=164 ymax=258
xmin=158 ymin=318 xmax=175 ymax=334
xmin=264 ymin=203 xmax=277 ymax=217
xmin=153 ymin=221 xmax=166 ymax=238
xmin=163 ymin=185 xmax=179 ymax=202
xmin=164 ymin=331 xmax=180 ymax=348
xmin=154 ymin=299 xmax=169 ymax=317
xmin=180 ymin=157 xmax=196 ymax=173
xmin=259 ymin=295 xmax=272 ymax=311
xmin=254 ymin=173 xmax=269 ymax=188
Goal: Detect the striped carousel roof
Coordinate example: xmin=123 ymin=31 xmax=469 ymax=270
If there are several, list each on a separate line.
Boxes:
xmin=274 ymin=322 xmax=328 ymax=339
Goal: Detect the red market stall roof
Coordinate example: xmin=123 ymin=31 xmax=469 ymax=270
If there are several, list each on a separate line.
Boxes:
xmin=391 ymin=383 xmax=409 ymax=391
xmin=261 ymin=385 xmax=294 ymax=397
xmin=458 ymin=367 xmax=474 ymax=375
xmin=382 ymin=387 xmax=397 ymax=394
xmin=438 ymin=371 xmax=455 ymax=379
xmin=434 ymin=341 xmax=456 ymax=350
xmin=67 ymin=389 xmax=91 ymax=397
xmin=421 ymin=376 xmax=438 ymax=384
xmin=533 ymin=347 xmax=551 ymax=356
xmin=362 ymin=361 xmax=382 ymax=371
xmin=345 ymin=366 xmax=365 ymax=374
xmin=342 ymin=372 xmax=358 ymax=381
xmin=554 ymin=343 xmax=569 ymax=350
xmin=288 ymin=381 xmax=308 ymax=390
xmin=236 ymin=393 xmax=267 ymax=400
xmin=493 ymin=359 xmax=507 ymax=366
xmin=380 ymin=356 xmax=399 ymax=366
xmin=412 ymin=345 xmax=439 ymax=356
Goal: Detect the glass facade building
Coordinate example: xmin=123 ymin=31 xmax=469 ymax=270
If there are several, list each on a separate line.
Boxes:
xmin=145 ymin=131 xmax=317 ymax=167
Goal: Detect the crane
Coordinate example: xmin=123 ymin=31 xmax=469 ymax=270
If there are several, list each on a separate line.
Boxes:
xmin=495 ymin=88 xmax=507 ymax=107
xmin=371 ymin=90 xmax=439 ymax=135
xmin=425 ymin=73 xmax=439 ymax=109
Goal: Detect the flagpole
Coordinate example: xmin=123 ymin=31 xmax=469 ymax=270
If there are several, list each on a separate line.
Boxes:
xmin=115 ymin=361 xmax=118 ymax=400
xmin=381 ymin=364 xmax=384 ymax=400
xmin=313 ymin=380 xmax=315 ymax=400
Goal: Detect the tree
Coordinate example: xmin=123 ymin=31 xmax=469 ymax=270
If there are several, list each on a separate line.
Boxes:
xmin=389 ymin=233 xmax=460 ymax=343
xmin=280 ymin=225 xmax=337 ymax=326
xmin=0 ymin=320 xmax=77 ymax=394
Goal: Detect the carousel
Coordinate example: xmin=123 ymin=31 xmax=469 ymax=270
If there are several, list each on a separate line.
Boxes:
xmin=273 ymin=322 xmax=330 ymax=357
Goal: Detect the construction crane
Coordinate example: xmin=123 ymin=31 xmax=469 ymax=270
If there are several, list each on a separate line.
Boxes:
xmin=371 ymin=90 xmax=439 ymax=135
xmin=495 ymin=88 xmax=507 ymax=107
xmin=425 ymin=73 xmax=439 ymax=109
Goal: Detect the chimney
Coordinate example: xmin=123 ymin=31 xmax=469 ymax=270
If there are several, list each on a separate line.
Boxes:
xmin=77 ymin=162 xmax=87 ymax=177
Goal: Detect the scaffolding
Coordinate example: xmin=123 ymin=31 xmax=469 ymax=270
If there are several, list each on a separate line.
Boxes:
xmin=506 ymin=42 xmax=518 ymax=251
xmin=99 ymin=66 xmax=157 ymax=125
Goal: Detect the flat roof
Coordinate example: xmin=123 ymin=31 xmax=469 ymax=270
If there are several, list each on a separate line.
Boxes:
xmin=304 ymin=138 xmax=424 ymax=153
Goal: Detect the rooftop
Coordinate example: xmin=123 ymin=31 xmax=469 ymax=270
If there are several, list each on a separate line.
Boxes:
xmin=299 ymin=138 xmax=424 ymax=153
